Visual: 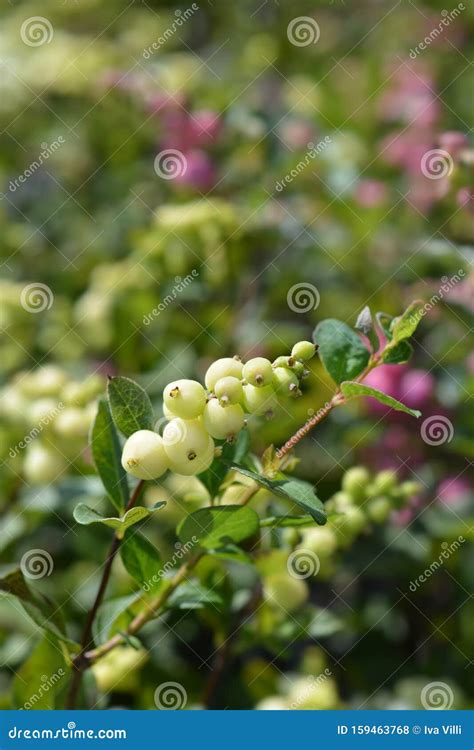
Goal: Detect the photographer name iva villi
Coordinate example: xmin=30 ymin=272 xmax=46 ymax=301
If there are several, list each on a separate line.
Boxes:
xmin=337 ymin=724 xmax=462 ymax=735
xmin=336 ymin=724 xmax=463 ymax=735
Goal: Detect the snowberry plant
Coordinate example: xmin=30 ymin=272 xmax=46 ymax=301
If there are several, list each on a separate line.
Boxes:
xmin=1 ymin=301 xmax=425 ymax=709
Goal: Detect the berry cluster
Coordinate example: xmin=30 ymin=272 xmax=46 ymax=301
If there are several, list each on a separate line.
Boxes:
xmin=0 ymin=366 xmax=104 ymax=484
xmin=121 ymin=341 xmax=316 ymax=480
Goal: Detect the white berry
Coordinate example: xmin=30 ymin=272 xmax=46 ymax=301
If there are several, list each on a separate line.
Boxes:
xmin=213 ymin=376 xmax=244 ymax=406
xmin=203 ymin=399 xmax=245 ymax=439
xmin=242 ymin=357 xmax=273 ymax=387
xmin=163 ymin=379 xmax=206 ymax=419
xmin=121 ymin=430 xmax=169 ymax=480
xmin=204 ymin=358 xmax=243 ymax=390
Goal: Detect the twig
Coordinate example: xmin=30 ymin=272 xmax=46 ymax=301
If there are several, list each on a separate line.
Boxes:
xmin=65 ymin=479 xmax=144 ymax=708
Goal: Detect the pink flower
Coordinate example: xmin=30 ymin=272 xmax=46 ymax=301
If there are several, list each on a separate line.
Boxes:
xmin=174 ymin=149 xmax=215 ymax=191
xmin=354 ymin=179 xmax=388 ymax=208
xmin=189 ymin=110 xmax=221 ymax=146
xmin=399 ymin=369 xmax=435 ymax=408
xmin=438 ymin=131 xmax=469 ymax=158
xmin=437 ymin=477 xmax=471 ymax=505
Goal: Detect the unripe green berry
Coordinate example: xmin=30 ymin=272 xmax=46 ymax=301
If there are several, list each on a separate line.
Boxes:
xmin=301 ymin=526 xmax=338 ymax=557
xmin=372 ymin=469 xmax=398 ymax=495
xmin=168 ymin=436 xmax=215 ymax=476
xmin=291 ymin=340 xmax=316 ymax=361
xmin=272 ymin=367 xmax=299 ymax=396
xmin=121 ymin=430 xmax=169 ymax=480
xmin=264 ymin=573 xmax=308 ymax=612
xmin=367 ymin=496 xmax=392 ymax=523
xmin=242 ymin=357 xmax=273 ymax=387
xmin=397 ymin=480 xmax=422 ymax=500
xmin=288 ymin=359 xmax=304 ymax=377
xmin=243 ymin=384 xmax=278 ymax=416
xmin=214 ymin=376 xmax=244 ymax=406
xmin=273 ymin=356 xmax=291 ymax=369
xmin=342 ymin=466 xmax=371 ymax=503
xmin=203 ymin=400 xmax=245 ymax=440
xmin=204 ymin=358 xmax=243 ymax=390
xmin=163 ymin=379 xmax=206 ymax=419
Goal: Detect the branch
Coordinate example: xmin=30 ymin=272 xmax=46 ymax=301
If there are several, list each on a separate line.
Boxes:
xmin=65 ymin=479 xmax=145 ymax=708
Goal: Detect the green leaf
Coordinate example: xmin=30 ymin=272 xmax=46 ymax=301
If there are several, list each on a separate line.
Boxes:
xmin=260 ymin=515 xmax=317 ymax=528
xmin=0 ymin=568 xmax=73 ymax=644
xmin=381 ymin=340 xmax=413 ymax=364
xmin=341 ymin=381 xmax=421 ymax=417
xmin=313 ymin=319 xmax=370 ymax=384
xmin=390 ymin=300 xmax=424 ymax=342
xmin=198 ymin=430 xmax=250 ymax=497
xmin=12 ymin=636 xmax=68 ymax=709
xmin=375 ymin=311 xmax=393 ymax=340
xmin=355 ymin=306 xmax=379 ymax=353
xmin=107 ymin=376 xmax=154 ymax=438
xmin=73 ymin=502 xmax=166 ymax=538
xmin=231 ymin=466 xmax=327 ymax=525
xmin=178 ymin=506 xmax=260 ymax=550
xmin=91 ymin=399 xmax=129 ymax=513
xmin=120 ymin=531 xmax=161 ymax=590
xmin=92 ymin=592 xmax=140 ymax=645
xmin=167 ymin=582 xmax=223 ymax=610
xmin=210 ymin=544 xmax=252 ymax=564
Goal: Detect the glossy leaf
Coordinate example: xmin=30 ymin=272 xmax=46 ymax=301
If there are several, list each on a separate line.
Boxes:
xmin=231 ymin=466 xmax=326 ymax=525
xmin=120 ymin=530 xmax=161 ymax=590
xmin=12 ymin=636 xmax=68 ymax=709
xmin=341 ymin=381 xmax=421 ymax=417
xmin=313 ymin=319 xmax=370 ymax=384
xmin=178 ymin=505 xmax=259 ymax=550
xmin=92 ymin=592 xmax=140 ymax=645
xmin=73 ymin=502 xmax=166 ymax=538
xmin=91 ymin=399 xmax=129 ymax=513
xmin=107 ymin=376 xmax=154 ymax=438
xmin=390 ymin=300 xmax=424 ymax=342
